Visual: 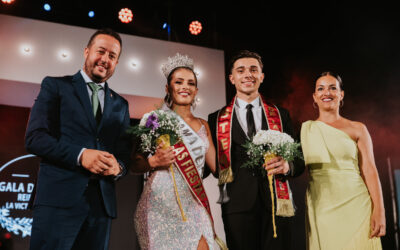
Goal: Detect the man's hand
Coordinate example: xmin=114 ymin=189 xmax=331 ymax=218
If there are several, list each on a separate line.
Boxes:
xmin=80 ymin=149 xmax=114 ymax=175
xmin=264 ymin=156 xmax=290 ymax=176
xmin=102 ymin=154 xmax=123 ymax=176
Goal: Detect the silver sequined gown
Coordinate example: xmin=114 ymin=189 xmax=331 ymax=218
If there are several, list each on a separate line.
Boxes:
xmin=134 ymin=125 xmax=214 ymax=250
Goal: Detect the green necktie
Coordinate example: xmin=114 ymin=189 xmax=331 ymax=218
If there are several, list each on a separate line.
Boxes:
xmin=88 ymin=82 xmax=102 ymax=117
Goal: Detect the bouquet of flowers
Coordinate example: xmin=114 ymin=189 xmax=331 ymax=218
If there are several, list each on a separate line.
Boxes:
xmin=242 ymin=129 xmax=302 ymax=176
xmin=127 ymin=109 xmax=181 ymax=154
xmin=242 ymin=129 xmax=302 ymax=238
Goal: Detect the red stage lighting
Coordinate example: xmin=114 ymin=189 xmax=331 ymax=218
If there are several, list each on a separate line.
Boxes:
xmin=118 ymin=8 xmax=133 ymax=23
xmin=189 ymin=21 xmax=202 ymax=35
xmin=1 ymin=0 xmax=15 ymax=4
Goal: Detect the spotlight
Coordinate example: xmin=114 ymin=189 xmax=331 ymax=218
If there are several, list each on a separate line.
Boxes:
xmin=1 ymin=0 xmax=15 ymax=4
xmin=130 ymin=59 xmax=140 ymax=71
xmin=58 ymin=49 xmax=71 ymax=61
xmin=118 ymin=8 xmax=133 ymax=23
xmin=162 ymin=23 xmax=168 ymax=29
xmin=195 ymin=68 xmax=203 ymax=79
xmin=43 ymin=3 xmax=51 ymax=11
xmin=88 ymin=11 xmax=95 ymax=18
xmin=4 ymin=233 xmax=11 ymax=240
xmin=20 ymin=44 xmax=33 ymax=56
xmin=128 ymin=58 xmax=141 ymax=71
xmin=189 ymin=21 xmax=202 ymax=35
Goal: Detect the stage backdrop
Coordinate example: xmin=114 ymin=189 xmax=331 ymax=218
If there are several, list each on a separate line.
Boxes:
xmin=0 ymin=14 xmax=225 ymax=250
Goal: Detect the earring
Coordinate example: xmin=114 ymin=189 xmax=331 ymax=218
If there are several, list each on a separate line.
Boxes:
xmin=340 ymin=100 xmax=344 ymax=108
xmin=313 ymin=102 xmax=318 ymax=109
xmin=191 ymin=98 xmax=197 ymax=110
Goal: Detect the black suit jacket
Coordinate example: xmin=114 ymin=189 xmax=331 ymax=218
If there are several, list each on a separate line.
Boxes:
xmin=25 ymin=71 xmax=131 ymax=218
xmin=207 ymin=104 xmax=304 ymax=215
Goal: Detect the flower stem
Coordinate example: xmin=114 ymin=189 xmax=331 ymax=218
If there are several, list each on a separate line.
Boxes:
xmin=265 ymin=152 xmax=277 ymax=238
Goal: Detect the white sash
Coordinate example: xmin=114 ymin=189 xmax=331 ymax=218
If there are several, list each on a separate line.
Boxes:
xmin=161 ymin=105 xmax=206 ymax=172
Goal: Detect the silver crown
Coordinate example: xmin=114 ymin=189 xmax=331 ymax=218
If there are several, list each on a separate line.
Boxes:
xmin=161 ymin=53 xmax=194 ymax=78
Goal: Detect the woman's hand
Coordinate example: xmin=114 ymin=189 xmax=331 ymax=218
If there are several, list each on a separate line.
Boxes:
xmin=370 ymin=207 xmax=386 ymax=238
xmin=148 ymin=143 xmax=175 ymax=169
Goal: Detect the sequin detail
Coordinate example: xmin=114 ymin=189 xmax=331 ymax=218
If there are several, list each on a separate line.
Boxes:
xmin=134 ymin=125 xmax=214 ymax=250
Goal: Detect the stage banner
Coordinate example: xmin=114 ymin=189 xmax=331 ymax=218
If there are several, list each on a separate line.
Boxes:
xmin=0 ymin=105 xmax=39 ymax=249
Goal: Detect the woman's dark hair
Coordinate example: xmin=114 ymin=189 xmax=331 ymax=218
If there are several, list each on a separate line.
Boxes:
xmin=317 ymin=71 xmax=344 ymax=90
xmin=228 ymin=50 xmax=263 ymax=74
xmin=164 ymin=67 xmax=198 ymax=107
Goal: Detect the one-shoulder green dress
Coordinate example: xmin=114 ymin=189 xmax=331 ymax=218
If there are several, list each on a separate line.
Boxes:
xmin=301 ymin=121 xmax=382 ymax=250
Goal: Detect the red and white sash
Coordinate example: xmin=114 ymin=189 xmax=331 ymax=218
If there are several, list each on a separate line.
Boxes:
xmin=216 ymin=95 xmax=295 ymax=217
xmin=166 ymin=107 xmax=227 ymax=249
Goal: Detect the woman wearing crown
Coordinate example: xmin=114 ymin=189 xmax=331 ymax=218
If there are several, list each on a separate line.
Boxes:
xmin=131 ymin=53 xmax=226 ymax=250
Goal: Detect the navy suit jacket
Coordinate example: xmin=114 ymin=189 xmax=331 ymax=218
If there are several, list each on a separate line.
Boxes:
xmin=25 ymin=71 xmax=131 ymax=218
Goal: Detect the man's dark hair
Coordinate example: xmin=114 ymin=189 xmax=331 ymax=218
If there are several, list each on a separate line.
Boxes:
xmin=228 ymin=50 xmax=263 ymax=74
xmin=87 ymin=28 xmax=122 ymax=51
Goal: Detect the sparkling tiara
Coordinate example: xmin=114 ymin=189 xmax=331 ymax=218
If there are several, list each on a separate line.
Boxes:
xmin=161 ymin=53 xmax=194 ymax=78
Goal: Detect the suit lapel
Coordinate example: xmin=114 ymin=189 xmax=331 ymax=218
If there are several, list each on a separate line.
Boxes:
xmin=72 ymin=72 xmax=97 ymax=131
xmin=261 ymin=110 xmax=268 ymax=130
xmin=232 ymin=112 xmax=247 ymax=144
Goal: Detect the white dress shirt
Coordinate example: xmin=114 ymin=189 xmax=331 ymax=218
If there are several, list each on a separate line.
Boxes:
xmin=235 ymin=96 xmax=262 ymax=138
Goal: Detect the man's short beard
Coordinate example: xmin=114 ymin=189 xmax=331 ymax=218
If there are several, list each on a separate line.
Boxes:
xmin=84 ymin=63 xmax=104 ymax=83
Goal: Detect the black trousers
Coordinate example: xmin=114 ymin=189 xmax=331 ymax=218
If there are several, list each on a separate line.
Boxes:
xmin=30 ymin=179 xmax=111 ymax=250
xmin=222 ymin=192 xmax=293 ymax=250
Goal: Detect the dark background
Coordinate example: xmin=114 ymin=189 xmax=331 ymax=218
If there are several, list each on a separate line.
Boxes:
xmin=1 ymin=1 xmax=400 ymax=249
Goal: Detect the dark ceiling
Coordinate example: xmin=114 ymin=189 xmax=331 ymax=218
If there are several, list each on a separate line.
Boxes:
xmin=2 ymin=1 xmax=399 ymax=52
xmin=1 ymin=1 xmax=400 ymax=101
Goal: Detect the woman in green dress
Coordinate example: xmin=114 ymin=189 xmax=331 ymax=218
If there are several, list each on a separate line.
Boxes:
xmin=301 ymin=72 xmax=385 ymax=250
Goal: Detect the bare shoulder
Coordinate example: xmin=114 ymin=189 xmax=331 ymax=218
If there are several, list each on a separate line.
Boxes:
xmin=347 ymin=119 xmax=370 ymax=139
xmin=197 ymin=117 xmax=207 ymax=124
xmin=347 ymin=119 xmax=365 ymax=129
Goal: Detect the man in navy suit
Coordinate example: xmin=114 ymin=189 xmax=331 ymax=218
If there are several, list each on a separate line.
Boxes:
xmin=25 ymin=29 xmax=131 ymax=249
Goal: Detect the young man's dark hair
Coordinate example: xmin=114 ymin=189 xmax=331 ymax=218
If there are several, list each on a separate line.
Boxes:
xmin=228 ymin=50 xmax=263 ymax=73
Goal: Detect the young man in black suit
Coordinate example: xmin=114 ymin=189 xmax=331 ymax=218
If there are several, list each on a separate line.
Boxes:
xmin=207 ymin=50 xmax=304 ymax=250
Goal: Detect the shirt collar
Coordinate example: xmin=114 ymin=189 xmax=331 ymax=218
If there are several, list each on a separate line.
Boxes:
xmin=80 ymin=70 xmax=105 ymax=88
xmin=235 ymin=96 xmax=261 ymax=110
